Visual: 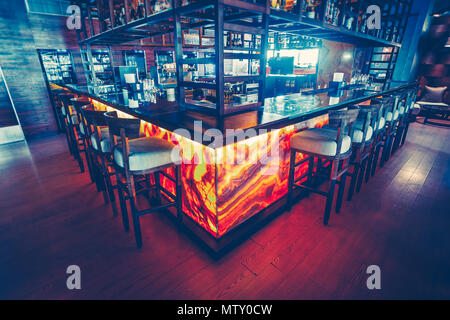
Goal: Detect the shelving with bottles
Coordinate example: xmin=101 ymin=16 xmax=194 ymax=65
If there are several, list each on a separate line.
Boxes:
xmin=94 ymin=0 xmax=112 ymax=32
xmin=39 ymin=50 xmax=76 ymax=85
xmin=81 ymin=48 xmax=117 ymax=95
xmin=155 ymin=51 xmax=177 ymax=89
xmin=74 ymin=0 xmax=414 ymax=117
xmin=124 ymin=50 xmax=147 ymax=79
xmin=78 ymin=0 xmax=413 ymax=51
xmin=270 ymin=33 xmax=322 ymax=50
xmin=269 ymin=0 xmax=413 ymax=48
xmin=172 ymin=0 xmax=268 ymax=115
xmin=301 ymin=0 xmax=324 ymax=20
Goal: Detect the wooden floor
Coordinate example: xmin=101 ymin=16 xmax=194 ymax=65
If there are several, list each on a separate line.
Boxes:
xmin=0 ymin=121 xmax=449 ymax=300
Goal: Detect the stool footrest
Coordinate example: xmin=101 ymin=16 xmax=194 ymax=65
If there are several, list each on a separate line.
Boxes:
xmin=159 ymin=185 xmax=176 ymax=200
xmin=294 ymin=172 xmax=310 ymax=184
xmin=160 ymin=171 xmax=176 ymax=183
xmin=136 ymin=202 xmax=176 ymax=217
xmin=294 ymin=155 xmax=313 ymax=167
xmin=294 ymin=183 xmax=328 ymax=197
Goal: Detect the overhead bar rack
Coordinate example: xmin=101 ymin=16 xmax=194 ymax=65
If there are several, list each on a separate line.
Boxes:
xmin=72 ymin=0 xmax=412 ymax=116
xmin=75 ymin=0 xmax=405 ymax=47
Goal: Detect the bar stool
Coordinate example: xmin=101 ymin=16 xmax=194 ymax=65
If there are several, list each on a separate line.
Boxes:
xmin=288 ymin=107 xmax=359 ymax=225
xmin=347 ymin=105 xmax=379 ymax=201
xmin=379 ymin=93 xmax=401 ymax=168
xmin=63 ymin=95 xmax=87 ymax=172
xmin=400 ymin=86 xmax=419 ymax=147
xmin=364 ymin=101 xmax=388 ymax=182
xmin=391 ymin=90 xmax=411 ymax=154
xmin=393 ymin=87 xmax=418 ymax=151
xmin=71 ymin=97 xmax=95 ymax=183
xmin=366 ymin=94 xmax=396 ymax=176
xmin=60 ymin=93 xmax=88 ymax=172
xmin=81 ymin=105 xmax=118 ymax=214
xmin=56 ymin=92 xmax=75 ymax=154
xmin=50 ymin=89 xmax=69 ymax=131
xmin=104 ymin=111 xmax=183 ymax=248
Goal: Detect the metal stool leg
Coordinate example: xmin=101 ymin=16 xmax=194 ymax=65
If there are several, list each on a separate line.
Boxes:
xmin=130 ymin=197 xmax=142 ymax=249
xmin=371 ymin=144 xmax=381 ymax=176
xmin=115 ymin=172 xmax=129 ymax=232
xmin=347 ymin=162 xmax=359 ymax=201
xmin=287 ymin=151 xmax=296 ymax=210
xmin=356 ymin=158 xmax=367 ymax=193
xmin=335 ymin=172 xmax=347 ymax=214
xmin=401 ymin=120 xmax=410 ymax=146
xmin=324 ymin=179 xmax=336 ymax=226
xmin=365 ymin=147 xmax=375 ymax=183
xmin=128 ymin=176 xmax=143 ymax=248
xmin=175 ymin=165 xmax=183 ymax=227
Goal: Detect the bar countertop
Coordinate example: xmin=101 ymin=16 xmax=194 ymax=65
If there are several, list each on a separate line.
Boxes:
xmin=61 ymin=83 xmax=414 ymax=148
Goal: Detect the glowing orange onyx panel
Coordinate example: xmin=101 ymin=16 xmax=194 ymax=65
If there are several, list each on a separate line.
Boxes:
xmin=91 ymin=99 xmax=218 ymax=237
xmin=90 ymin=99 xmax=328 ymax=238
xmin=215 ymin=116 xmax=328 ymax=237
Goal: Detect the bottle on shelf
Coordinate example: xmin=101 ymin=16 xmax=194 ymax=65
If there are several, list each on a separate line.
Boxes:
xmin=303 ymin=0 xmax=323 ymax=20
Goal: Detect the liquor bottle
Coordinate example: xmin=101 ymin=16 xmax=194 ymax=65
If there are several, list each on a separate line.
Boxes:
xmin=225 ymin=31 xmax=231 ymax=47
xmin=324 ymin=0 xmax=333 ymax=24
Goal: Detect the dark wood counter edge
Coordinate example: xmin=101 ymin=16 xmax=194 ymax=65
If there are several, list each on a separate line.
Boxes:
xmin=57 ymin=82 xmax=417 ymax=148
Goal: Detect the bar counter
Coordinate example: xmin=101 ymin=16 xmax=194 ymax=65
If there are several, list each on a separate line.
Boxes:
xmin=57 ymin=82 xmax=415 ymax=251
xmin=61 ymin=83 xmax=413 ymax=147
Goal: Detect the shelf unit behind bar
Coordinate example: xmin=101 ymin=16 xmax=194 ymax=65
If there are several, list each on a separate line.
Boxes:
xmin=175 ymin=0 xmax=270 ymax=116
xmin=77 ymin=1 xmax=407 ymax=48
xmin=74 ymin=0 xmax=413 ymax=115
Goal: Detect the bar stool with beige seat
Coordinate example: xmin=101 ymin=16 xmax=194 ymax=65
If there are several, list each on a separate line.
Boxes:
xmin=346 ymin=105 xmax=380 ymax=201
xmin=389 ymin=90 xmax=410 ymax=155
xmin=56 ymin=92 xmax=75 ymax=155
xmin=59 ymin=93 xmax=86 ymax=172
xmin=400 ymin=86 xmax=418 ymax=147
xmin=104 ymin=111 xmax=183 ymax=248
xmin=50 ymin=88 xmax=69 ymax=131
xmin=365 ymin=97 xmax=391 ymax=179
xmin=393 ymin=87 xmax=418 ymax=152
xmin=288 ymin=107 xmax=359 ymax=225
xmin=380 ymin=93 xmax=402 ymax=167
xmin=71 ymin=97 xmax=95 ymax=183
xmin=81 ymin=105 xmax=118 ymax=215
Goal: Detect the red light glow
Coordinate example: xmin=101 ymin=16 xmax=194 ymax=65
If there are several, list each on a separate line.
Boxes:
xmin=91 ymin=99 xmax=328 ymax=238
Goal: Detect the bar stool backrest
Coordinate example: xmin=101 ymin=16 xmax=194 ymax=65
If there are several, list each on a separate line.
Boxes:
xmin=104 ymin=111 xmax=141 ymax=175
xmin=399 ymin=90 xmax=409 ymax=112
xmin=51 ymin=89 xmax=68 ymax=105
xmin=104 ymin=111 xmax=141 ymax=139
xmin=328 ymin=106 xmax=360 ymax=131
xmin=81 ymin=105 xmax=109 ymax=147
xmin=389 ymin=93 xmax=401 ymax=121
xmin=370 ymin=103 xmax=385 ymax=133
xmin=71 ymin=98 xmax=91 ymax=134
xmin=405 ymin=86 xmax=419 ymax=113
xmin=375 ymin=96 xmax=394 ymax=123
xmin=71 ymin=98 xmax=91 ymax=115
xmin=51 ymin=89 xmax=68 ymax=103
xmin=328 ymin=106 xmax=359 ymax=157
xmin=357 ymin=104 xmax=379 ymax=143
xmin=58 ymin=93 xmax=75 ymax=116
